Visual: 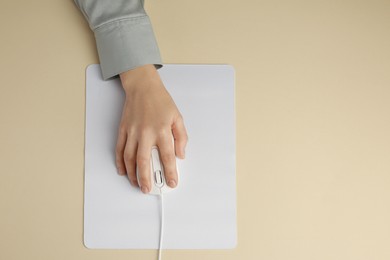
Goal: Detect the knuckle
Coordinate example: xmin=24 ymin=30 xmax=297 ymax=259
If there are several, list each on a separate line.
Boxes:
xmin=138 ymin=127 xmax=153 ymax=138
xmin=127 ymin=126 xmax=137 ymax=137
xmin=115 ymin=150 xmax=123 ymax=159
xmin=161 ymin=152 xmax=175 ymax=164
xmin=128 ymin=174 xmax=137 ymax=182
xmin=157 ymin=128 xmax=169 ymax=138
xmin=115 ymin=157 xmax=123 ymax=165
xmin=127 ymin=168 xmax=136 ymax=176
xmin=118 ymin=125 xmax=127 ymax=136
xmin=116 ymin=142 xmax=125 ymax=153
xmin=137 ymin=156 xmax=149 ymax=166
xmin=164 ymin=167 xmax=177 ymax=178
xmin=165 ymin=171 xmax=175 ymax=177
xmin=139 ymin=175 xmax=150 ymax=184
xmin=123 ymin=152 xmax=135 ymax=163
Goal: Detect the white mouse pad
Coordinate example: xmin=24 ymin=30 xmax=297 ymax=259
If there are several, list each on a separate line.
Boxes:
xmin=84 ymin=64 xmax=236 ymax=249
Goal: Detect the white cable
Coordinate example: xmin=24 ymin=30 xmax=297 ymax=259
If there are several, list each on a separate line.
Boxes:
xmin=158 ymin=193 xmax=164 ymax=260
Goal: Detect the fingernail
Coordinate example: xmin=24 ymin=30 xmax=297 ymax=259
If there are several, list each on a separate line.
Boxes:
xmin=118 ymin=169 xmax=125 ymax=175
xmin=141 ymin=186 xmax=149 ymax=194
xmin=168 ymin=180 xmax=177 ymax=188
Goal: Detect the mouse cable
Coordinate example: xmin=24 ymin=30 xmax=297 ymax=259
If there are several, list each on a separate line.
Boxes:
xmin=158 ymin=193 xmax=164 ymax=260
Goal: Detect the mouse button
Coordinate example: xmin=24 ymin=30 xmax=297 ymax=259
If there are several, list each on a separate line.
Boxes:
xmin=151 ymin=148 xmax=162 ymax=171
xmin=154 ymin=170 xmax=163 ymax=187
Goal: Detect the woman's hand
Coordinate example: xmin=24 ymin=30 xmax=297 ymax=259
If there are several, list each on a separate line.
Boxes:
xmin=116 ymin=64 xmax=188 ymax=194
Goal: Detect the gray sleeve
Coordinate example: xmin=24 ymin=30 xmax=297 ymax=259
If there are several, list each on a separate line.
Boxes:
xmin=73 ymin=0 xmax=162 ymax=80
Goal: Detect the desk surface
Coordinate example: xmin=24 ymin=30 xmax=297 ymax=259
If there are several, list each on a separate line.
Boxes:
xmin=1 ymin=0 xmax=390 ymax=259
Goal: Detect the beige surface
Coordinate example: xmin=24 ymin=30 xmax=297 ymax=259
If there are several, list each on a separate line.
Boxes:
xmin=1 ymin=0 xmax=390 ymax=259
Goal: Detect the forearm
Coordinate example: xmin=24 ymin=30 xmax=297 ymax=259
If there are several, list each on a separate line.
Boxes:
xmin=73 ymin=0 xmax=162 ymax=80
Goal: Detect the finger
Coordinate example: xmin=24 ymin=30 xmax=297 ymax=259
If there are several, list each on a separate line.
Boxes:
xmin=115 ymin=127 xmax=127 ymax=176
xmin=137 ymin=137 xmax=153 ymax=194
xmin=172 ymin=114 xmax=188 ymax=159
xmin=158 ymin=133 xmax=178 ymax=188
xmin=123 ymin=132 xmax=138 ymax=187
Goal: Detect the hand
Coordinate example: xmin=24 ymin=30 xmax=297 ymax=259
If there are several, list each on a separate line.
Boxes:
xmin=116 ymin=64 xmax=188 ymax=194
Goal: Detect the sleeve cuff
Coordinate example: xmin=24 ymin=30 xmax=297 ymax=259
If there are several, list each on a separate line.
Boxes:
xmin=93 ymin=15 xmax=162 ymax=81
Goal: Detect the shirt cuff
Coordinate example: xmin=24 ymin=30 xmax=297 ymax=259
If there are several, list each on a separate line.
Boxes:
xmin=93 ymin=15 xmax=162 ymax=81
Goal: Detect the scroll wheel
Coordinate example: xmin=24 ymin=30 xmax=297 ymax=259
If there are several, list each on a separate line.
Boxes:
xmin=154 ymin=170 xmax=163 ymax=184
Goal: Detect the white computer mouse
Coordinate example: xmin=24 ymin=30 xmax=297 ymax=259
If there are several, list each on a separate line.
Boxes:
xmin=136 ymin=145 xmax=179 ymax=195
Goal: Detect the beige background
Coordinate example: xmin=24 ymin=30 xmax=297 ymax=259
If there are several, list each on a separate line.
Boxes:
xmin=1 ymin=0 xmax=389 ymax=259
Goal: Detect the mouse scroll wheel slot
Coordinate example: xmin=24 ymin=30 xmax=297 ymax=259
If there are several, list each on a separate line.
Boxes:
xmin=154 ymin=170 xmax=163 ymax=185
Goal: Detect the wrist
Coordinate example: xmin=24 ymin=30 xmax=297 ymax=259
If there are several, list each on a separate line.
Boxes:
xmin=120 ymin=64 xmax=160 ymax=95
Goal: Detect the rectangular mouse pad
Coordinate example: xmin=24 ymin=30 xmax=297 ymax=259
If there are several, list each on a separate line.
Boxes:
xmin=84 ymin=64 xmax=236 ymax=249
